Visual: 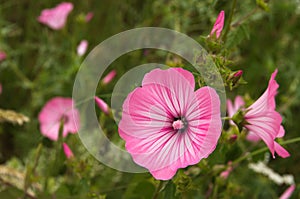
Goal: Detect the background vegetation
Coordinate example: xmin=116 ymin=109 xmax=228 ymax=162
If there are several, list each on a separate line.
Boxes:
xmin=0 ymin=0 xmax=300 ymax=198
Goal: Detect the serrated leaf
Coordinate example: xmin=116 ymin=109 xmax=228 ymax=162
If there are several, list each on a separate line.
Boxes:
xmin=225 ymin=24 xmax=250 ymax=50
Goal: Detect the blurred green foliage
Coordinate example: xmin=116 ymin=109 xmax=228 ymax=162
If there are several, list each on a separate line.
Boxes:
xmin=0 ymin=0 xmax=300 ymax=198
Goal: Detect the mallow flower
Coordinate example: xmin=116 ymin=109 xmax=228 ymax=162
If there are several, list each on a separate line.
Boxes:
xmin=119 ymin=68 xmax=222 ymax=180
xmin=38 ymin=2 xmax=73 ymax=30
xmin=230 ymin=69 xmax=289 ymax=158
xmin=227 ymin=96 xmax=260 ymax=142
xmin=38 ymin=97 xmax=80 ymax=141
xmin=210 ymin=10 xmax=225 ymax=39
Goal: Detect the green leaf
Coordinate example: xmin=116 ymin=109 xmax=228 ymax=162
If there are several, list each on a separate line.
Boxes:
xmin=225 ymin=24 xmax=250 ymax=50
xmin=163 ymin=181 xmax=177 ymax=199
xmin=0 ymin=187 xmax=23 ymax=199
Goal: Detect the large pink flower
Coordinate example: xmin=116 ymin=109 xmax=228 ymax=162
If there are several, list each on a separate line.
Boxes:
xmin=38 ymin=2 xmax=73 ymax=30
xmin=38 ymin=97 xmax=80 ymax=141
xmin=244 ymin=69 xmax=289 ymax=158
xmin=118 ymin=68 xmax=222 ymax=180
xmin=210 ymin=10 xmax=225 ymax=39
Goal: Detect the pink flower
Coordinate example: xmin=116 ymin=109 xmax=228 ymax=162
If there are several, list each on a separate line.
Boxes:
xmin=227 ymin=95 xmax=245 ymax=126
xmin=244 ymin=69 xmax=289 ymax=158
xmin=63 ymin=143 xmax=74 ymax=159
xmin=85 ymin=12 xmax=94 ymax=22
xmin=95 ymin=96 xmax=109 ymax=114
xmin=38 ymin=2 xmax=73 ymax=30
xmin=38 ymin=97 xmax=80 ymax=141
xmin=210 ymin=10 xmax=225 ymax=39
xmin=102 ymin=70 xmax=116 ymax=85
xmin=118 ymin=68 xmax=222 ymax=180
xmin=279 ymin=184 xmax=296 ymax=199
xmin=77 ymin=40 xmax=88 ymax=56
xmin=0 ymin=84 xmax=2 ymax=95
xmin=0 ymin=51 xmax=6 ymax=62
xmin=220 ymin=161 xmax=233 ymax=179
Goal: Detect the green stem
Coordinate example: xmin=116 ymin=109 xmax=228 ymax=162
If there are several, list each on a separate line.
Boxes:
xmin=222 ymin=116 xmax=231 ymax=121
xmin=211 ymin=182 xmax=219 ymax=199
xmin=222 ymin=0 xmax=237 ymax=42
xmin=152 ymin=180 xmax=165 ymax=199
xmin=232 ymin=8 xmax=258 ymax=27
xmin=233 ymin=136 xmax=300 ymax=165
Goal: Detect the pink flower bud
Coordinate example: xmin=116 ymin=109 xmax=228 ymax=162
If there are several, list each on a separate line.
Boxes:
xmin=77 ymin=40 xmax=88 ymax=56
xmin=279 ymin=184 xmax=296 ymax=199
xmin=210 ymin=10 xmax=225 ymax=39
xmin=95 ymin=96 xmax=109 ymax=114
xmin=85 ymin=12 xmax=94 ymax=22
xmin=102 ymin=70 xmax=116 ymax=85
xmin=234 ymin=70 xmax=243 ymax=78
xmin=63 ymin=143 xmax=74 ymax=159
xmin=220 ymin=161 xmax=233 ymax=179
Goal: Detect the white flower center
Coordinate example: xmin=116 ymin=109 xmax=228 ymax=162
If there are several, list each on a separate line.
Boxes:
xmin=172 ymin=119 xmax=184 ymax=130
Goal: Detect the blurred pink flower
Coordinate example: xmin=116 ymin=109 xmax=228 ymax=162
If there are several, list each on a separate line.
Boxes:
xmin=210 ymin=10 xmax=225 ymax=38
xmin=102 ymin=70 xmax=116 ymax=84
xmin=85 ymin=12 xmax=94 ymax=22
xmin=95 ymin=96 xmax=109 ymax=114
xmin=244 ymin=69 xmax=289 ymax=158
xmin=77 ymin=40 xmax=88 ymax=56
xmin=38 ymin=2 xmax=73 ymax=30
xmin=0 ymin=51 xmax=6 ymax=62
xmin=119 ymin=68 xmax=222 ymax=180
xmin=38 ymin=97 xmax=80 ymax=141
xmin=279 ymin=184 xmax=296 ymax=199
xmin=0 ymin=83 xmax=2 ymax=95
xmin=63 ymin=143 xmax=74 ymax=159
xmin=227 ymin=95 xmax=245 ymax=126
xmin=220 ymin=161 xmax=233 ymax=179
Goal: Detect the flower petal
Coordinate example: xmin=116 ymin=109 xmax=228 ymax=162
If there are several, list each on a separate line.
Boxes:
xmin=247 ymin=69 xmax=279 ymax=115
xmin=246 ymin=131 xmax=261 ymax=142
xmin=38 ymin=97 xmax=79 ymax=140
xmin=142 ymin=68 xmax=194 ymax=116
xmin=186 ymin=86 xmax=222 ymax=159
xmin=274 ymin=142 xmax=290 ymax=158
xmin=245 ymin=111 xmax=282 ymax=156
xmin=279 ymin=184 xmax=296 ymax=199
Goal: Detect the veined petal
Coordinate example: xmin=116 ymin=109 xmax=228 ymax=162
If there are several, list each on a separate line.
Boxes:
xmin=142 ymin=68 xmax=194 ymax=116
xmin=247 ymin=69 xmax=279 ymax=115
xmin=274 ymin=142 xmax=290 ymax=158
xmin=186 ymin=86 xmax=222 ymax=159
